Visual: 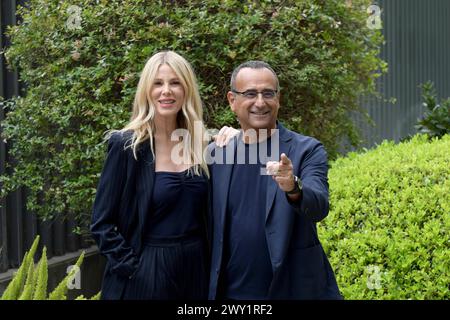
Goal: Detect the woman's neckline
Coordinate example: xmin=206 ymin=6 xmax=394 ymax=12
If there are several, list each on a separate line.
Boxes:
xmin=155 ymin=166 xmax=193 ymax=174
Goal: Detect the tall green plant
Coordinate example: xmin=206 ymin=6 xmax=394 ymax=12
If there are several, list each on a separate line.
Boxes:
xmin=1 ymin=236 xmax=40 ymax=300
xmin=0 ymin=0 xmax=385 ymax=232
xmin=32 ymin=247 xmax=48 ymax=300
xmin=48 ymin=251 xmax=85 ymax=300
xmin=415 ymin=81 xmax=450 ymax=138
xmin=0 ymin=236 xmax=100 ymax=300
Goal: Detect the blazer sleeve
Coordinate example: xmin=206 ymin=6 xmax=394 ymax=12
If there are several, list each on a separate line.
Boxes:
xmin=90 ymin=133 xmax=139 ymax=278
xmin=286 ymin=141 xmax=330 ymax=222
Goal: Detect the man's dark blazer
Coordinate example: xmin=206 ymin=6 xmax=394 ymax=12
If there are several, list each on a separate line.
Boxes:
xmin=90 ymin=131 xmax=209 ymax=300
xmin=207 ymin=122 xmax=341 ymax=300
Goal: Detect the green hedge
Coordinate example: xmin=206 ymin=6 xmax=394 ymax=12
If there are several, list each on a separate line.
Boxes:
xmin=321 ymin=134 xmax=450 ymax=299
xmin=0 ymin=0 xmax=384 ymax=230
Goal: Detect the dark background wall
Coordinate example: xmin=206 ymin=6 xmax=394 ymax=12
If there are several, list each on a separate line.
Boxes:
xmin=357 ymin=0 xmax=450 ymax=147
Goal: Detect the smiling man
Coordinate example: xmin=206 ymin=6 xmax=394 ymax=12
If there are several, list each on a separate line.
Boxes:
xmin=207 ymin=61 xmax=342 ymax=300
xmin=228 ymin=65 xmax=279 ymax=134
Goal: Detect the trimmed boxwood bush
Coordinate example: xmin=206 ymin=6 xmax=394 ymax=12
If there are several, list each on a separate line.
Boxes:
xmin=0 ymin=0 xmax=385 ymax=231
xmin=321 ymin=134 xmax=450 ymax=299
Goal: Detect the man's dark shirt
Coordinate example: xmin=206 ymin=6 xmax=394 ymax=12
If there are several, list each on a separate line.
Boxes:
xmin=222 ymin=137 xmax=274 ymax=299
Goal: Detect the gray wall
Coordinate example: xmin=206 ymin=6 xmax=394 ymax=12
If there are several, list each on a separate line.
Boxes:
xmin=357 ymin=0 xmax=450 ymax=148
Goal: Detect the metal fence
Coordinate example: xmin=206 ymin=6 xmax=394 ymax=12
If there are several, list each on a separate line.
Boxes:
xmin=356 ymin=0 xmax=450 ymax=148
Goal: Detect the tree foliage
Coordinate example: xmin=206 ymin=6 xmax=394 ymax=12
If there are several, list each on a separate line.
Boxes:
xmin=0 ymin=0 xmax=385 ymax=230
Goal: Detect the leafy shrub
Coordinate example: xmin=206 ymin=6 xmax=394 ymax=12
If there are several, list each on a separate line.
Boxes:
xmin=0 ymin=236 xmax=100 ymax=300
xmin=320 ymin=134 xmax=450 ymax=299
xmin=0 ymin=0 xmax=385 ymax=231
xmin=415 ymin=81 xmax=450 ymax=138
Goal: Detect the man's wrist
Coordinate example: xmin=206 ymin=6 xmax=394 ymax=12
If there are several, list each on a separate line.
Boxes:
xmin=286 ymin=175 xmax=302 ymax=195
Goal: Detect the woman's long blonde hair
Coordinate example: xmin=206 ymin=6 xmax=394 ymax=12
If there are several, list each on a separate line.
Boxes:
xmin=112 ymin=51 xmax=209 ymax=177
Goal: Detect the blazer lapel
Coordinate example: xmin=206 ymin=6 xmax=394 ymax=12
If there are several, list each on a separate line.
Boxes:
xmin=213 ymin=137 xmax=237 ymax=231
xmin=265 ymin=124 xmax=292 ymax=223
xmin=136 ymin=142 xmax=155 ymax=247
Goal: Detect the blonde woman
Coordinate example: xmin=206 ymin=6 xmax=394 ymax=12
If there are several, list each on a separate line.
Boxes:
xmin=91 ymin=51 xmax=213 ymax=300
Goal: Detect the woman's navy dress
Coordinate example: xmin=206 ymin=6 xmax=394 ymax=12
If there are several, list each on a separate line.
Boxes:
xmin=121 ymin=169 xmax=209 ymax=299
